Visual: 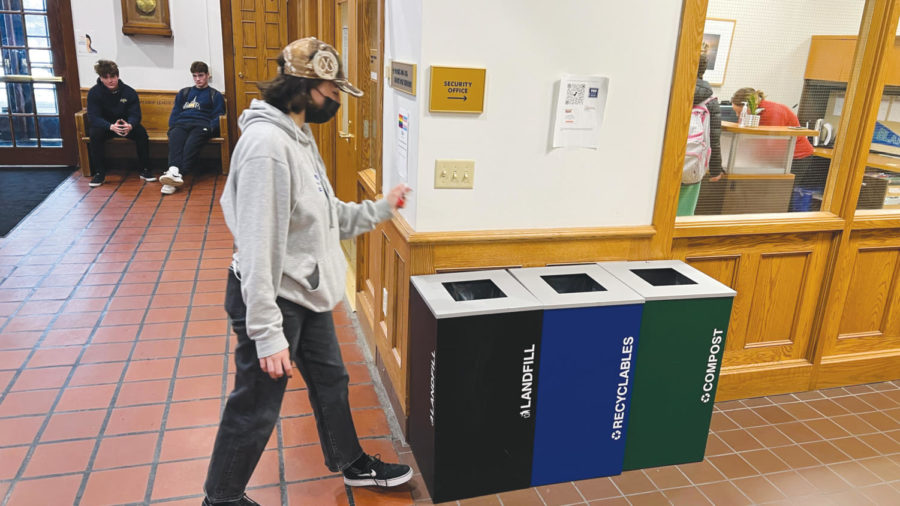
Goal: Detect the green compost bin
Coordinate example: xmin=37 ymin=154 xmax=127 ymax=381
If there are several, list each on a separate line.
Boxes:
xmin=600 ymin=260 xmax=736 ymax=470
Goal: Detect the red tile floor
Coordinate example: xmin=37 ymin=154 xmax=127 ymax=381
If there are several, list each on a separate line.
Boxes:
xmin=0 ymin=170 xmax=899 ymax=505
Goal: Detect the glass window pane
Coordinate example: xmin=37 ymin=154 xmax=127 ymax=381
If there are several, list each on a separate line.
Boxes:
xmin=676 ymin=3 xmax=864 ymax=218
xmin=0 ymin=13 xmax=25 ymax=46
xmin=0 ymin=83 xmax=7 ymax=112
xmin=8 ymin=82 xmax=32 ymax=113
xmin=2 ymin=47 xmax=27 ymax=74
xmin=0 ymin=1 xmax=23 ymax=12
xmin=23 ymin=14 xmax=44 ymax=36
xmin=28 ymin=48 xmax=51 ymax=76
xmin=0 ymin=117 xmax=11 ymax=147
xmin=27 ymin=47 xmax=49 ymax=63
xmin=37 ymin=115 xmax=59 ymax=147
xmin=33 ymin=82 xmax=55 ymax=113
xmin=856 ymin=86 xmax=900 ymax=212
xmin=26 ymin=35 xmax=48 ymax=47
xmin=12 ymin=114 xmax=37 ymax=147
xmin=338 ymin=2 xmax=350 ymax=133
xmin=22 ymin=0 xmax=43 ymax=12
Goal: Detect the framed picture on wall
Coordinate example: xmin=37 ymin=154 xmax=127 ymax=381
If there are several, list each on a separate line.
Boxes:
xmin=121 ymin=0 xmax=172 ymax=37
xmin=702 ymin=18 xmax=736 ymax=87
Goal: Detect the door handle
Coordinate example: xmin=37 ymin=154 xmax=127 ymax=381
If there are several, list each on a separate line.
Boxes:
xmin=339 ymin=132 xmax=354 ymax=139
xmin=0 ymin=75 xmax=64 ymax=83
xmin=238 ymin=72 xmax=244 ymax=79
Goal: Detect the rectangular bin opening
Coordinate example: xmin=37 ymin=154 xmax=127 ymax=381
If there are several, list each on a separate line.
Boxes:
xmin=540 ymin=273 xmax=607 ymax=294
xmin=630 ymin=268 xmax=697 ymax=287
xmin=442 ymin=279 xmax=507 ymax=301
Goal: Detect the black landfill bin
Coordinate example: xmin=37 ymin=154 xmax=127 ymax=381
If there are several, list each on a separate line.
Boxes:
xmin=409 ymin=269 xmax=543 ymax=503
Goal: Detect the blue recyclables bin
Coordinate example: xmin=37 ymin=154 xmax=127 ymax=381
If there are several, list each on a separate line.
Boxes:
xmin=599 ymin=260 xmax=736 ymax=470
xmin=408 ymin=269 xmax=543 ymax=503
xmin=508 ymin=265 xmax=644 ymax=486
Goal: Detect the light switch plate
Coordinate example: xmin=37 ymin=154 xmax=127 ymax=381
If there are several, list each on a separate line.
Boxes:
xmin=434 ymin=160 xmax=475 ymax=189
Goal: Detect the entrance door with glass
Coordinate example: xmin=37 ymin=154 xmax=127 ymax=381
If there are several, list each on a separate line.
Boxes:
xmin=0 ymin=0 xmax=79 ymax=165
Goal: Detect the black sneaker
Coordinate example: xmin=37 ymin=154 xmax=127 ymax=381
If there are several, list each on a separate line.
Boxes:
xmin=200 ymin=494 xmax=259 ymax=506
xmin=89 ymin=173 xmax=105 ymax=187
xmin=342 ymin=453 xmax=412 ymax=487
xmin=140 ymin=168 xmax=157 ymax=182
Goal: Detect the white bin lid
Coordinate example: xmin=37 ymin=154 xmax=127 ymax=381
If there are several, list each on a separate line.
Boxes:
xmin=508 ymin=264 xmax=644 ymax=309
xmin=600 ymin=260 xmax=736 ymax=301
xmin=410 ymin=269 xmax=542 ymax=319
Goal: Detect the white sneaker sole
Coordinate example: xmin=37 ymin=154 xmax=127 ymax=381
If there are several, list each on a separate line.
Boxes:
xmin=160 ymin=185 xmax=177 ymax=195
xmin=343 ymin=468 xmax=413 ymax=488
xmin=140 ymin=175 xmax=157 ymax=182
xmin=159 ymin=174 xmax=184 ymax=187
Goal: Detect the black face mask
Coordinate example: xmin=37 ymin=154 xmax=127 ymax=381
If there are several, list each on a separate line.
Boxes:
xmin=305 ymin=96 xmax=340 ymax=124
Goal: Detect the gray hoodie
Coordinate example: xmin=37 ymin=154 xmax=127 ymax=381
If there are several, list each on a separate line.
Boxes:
xmin=220 ymin=99 xmax=393 ymax=358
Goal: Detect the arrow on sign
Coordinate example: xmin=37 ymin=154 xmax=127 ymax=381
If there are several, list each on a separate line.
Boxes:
xmin=448 ymin=96 xmax=468 ymax=101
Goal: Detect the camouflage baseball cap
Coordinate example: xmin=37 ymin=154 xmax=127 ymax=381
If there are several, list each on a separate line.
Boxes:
xmin=281 ymin=37 xmax=363 ymax=97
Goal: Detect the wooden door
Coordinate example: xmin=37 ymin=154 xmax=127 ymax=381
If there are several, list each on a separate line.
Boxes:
xmin=230 ymin=0 xmax=288 ymax=119
xmin=333 ymin=0 xmax=360 ymax=202
xmin=0 ymin=0 xmax=80 ymax=165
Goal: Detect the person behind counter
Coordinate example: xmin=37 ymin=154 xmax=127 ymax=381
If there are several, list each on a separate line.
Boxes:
xmin=731 ymin=88 xmax=822 ymax=199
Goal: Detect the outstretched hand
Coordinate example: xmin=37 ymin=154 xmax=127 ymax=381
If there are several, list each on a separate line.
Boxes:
xmin=386 ymin=184 xmax=411 ymax=210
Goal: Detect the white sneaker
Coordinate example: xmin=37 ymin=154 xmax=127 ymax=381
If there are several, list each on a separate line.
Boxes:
xmin=159 ymin=166 xmax=184 ymax=187
xmin=161 ymin=184 xmax=176 ymax=195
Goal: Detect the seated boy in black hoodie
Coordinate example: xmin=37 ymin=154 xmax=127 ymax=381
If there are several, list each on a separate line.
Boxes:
xmin=159 ymin=61 xmax=225 ymax=195
xmin=86 ymin=60 xmax=153 ymax=187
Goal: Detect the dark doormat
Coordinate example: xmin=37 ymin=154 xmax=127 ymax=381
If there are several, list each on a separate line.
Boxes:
xmin=0 ymin=167 xmax=76 ymax=237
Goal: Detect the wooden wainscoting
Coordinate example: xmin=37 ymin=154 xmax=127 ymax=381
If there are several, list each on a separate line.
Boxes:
xmin=815 ymin=228 xmax=900 ymax=388
xmin=355 ymin=173 xmax=660 ymax=419
xmin=673 ymin=232 xmax=834 ymax=400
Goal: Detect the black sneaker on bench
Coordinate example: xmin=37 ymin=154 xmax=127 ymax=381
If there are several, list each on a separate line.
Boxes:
xmin=342 ymin=453 xmax=412 ymax=488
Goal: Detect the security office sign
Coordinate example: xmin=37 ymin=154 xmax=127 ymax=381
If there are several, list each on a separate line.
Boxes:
xmin=429 ymin=66 xmax=486 ymax=113
xmin=390 ymin=61 xmax=417 ymax=96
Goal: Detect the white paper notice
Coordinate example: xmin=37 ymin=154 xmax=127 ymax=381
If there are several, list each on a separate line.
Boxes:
xmin=889 ymin=97 xmax=900 ymax=123
xmin=552 ymin=75 xmax=609 ymax=149
xmin=396 ymin=108 xmax=410 ymax=181
xmin=832 ymin=95 xmax=845 ymax=117
xmin=879 ymin=97 xmax=891 ymax=121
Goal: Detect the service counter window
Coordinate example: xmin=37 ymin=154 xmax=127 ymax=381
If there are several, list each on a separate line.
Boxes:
xmin=854 ymin=84 xmax=900 ymax=213
xmin=676 ymin=2 xmax=865 ymax=218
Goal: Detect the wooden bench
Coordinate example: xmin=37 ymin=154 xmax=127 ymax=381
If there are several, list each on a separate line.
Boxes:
xmin=75 ymin=89 xmax=230 ymax=177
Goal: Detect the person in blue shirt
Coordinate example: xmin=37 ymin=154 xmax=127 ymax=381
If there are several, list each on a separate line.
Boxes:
xmin=86 ymin=60 xmax=153 ymax=187
xmin=159 ymin=61 xmax=225 ymax=195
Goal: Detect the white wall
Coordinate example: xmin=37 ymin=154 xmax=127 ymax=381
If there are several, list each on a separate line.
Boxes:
xmin=707 ymin=0 xmax=865 ymax=108
xmin=383 ymin=0 xmax=424 ymax=229
xmin=72 ymin=0 xmax=224 ymax=91
xmin=385 ymin=0 xmax=683 ymax=232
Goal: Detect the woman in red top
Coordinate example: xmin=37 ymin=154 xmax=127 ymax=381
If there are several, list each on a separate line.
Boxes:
xmin=731 ymin=88 xmax=824 ymax=206
xmin=730 ymin=87 xmax=814 ymax=158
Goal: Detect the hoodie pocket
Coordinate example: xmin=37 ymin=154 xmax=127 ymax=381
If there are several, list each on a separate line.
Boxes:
xmin=287 ymin=255 xmax=321 ymax=292
xmin=304 ymin=264 xmax=320 ymax=291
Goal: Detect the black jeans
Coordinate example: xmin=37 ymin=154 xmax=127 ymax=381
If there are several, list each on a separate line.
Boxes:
xmin=167 ymin=124 xmax=210 ymax=174
xmin=203 ymin=270 xmax=363 ymax=503
xmin=88 ymin=124 xmax=150 ymax=175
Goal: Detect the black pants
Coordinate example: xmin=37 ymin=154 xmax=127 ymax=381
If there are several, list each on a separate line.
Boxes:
xmin=204 ymin=270 xmax=363 ymax=503
xmin=88 ymin=124 xmax=150 ymax=176
xmin=167 ymin=124 xmax=210 ymax=174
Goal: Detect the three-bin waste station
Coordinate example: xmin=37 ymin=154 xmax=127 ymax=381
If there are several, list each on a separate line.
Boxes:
xmin=408 ymin=261 xmax=736 ymax=503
